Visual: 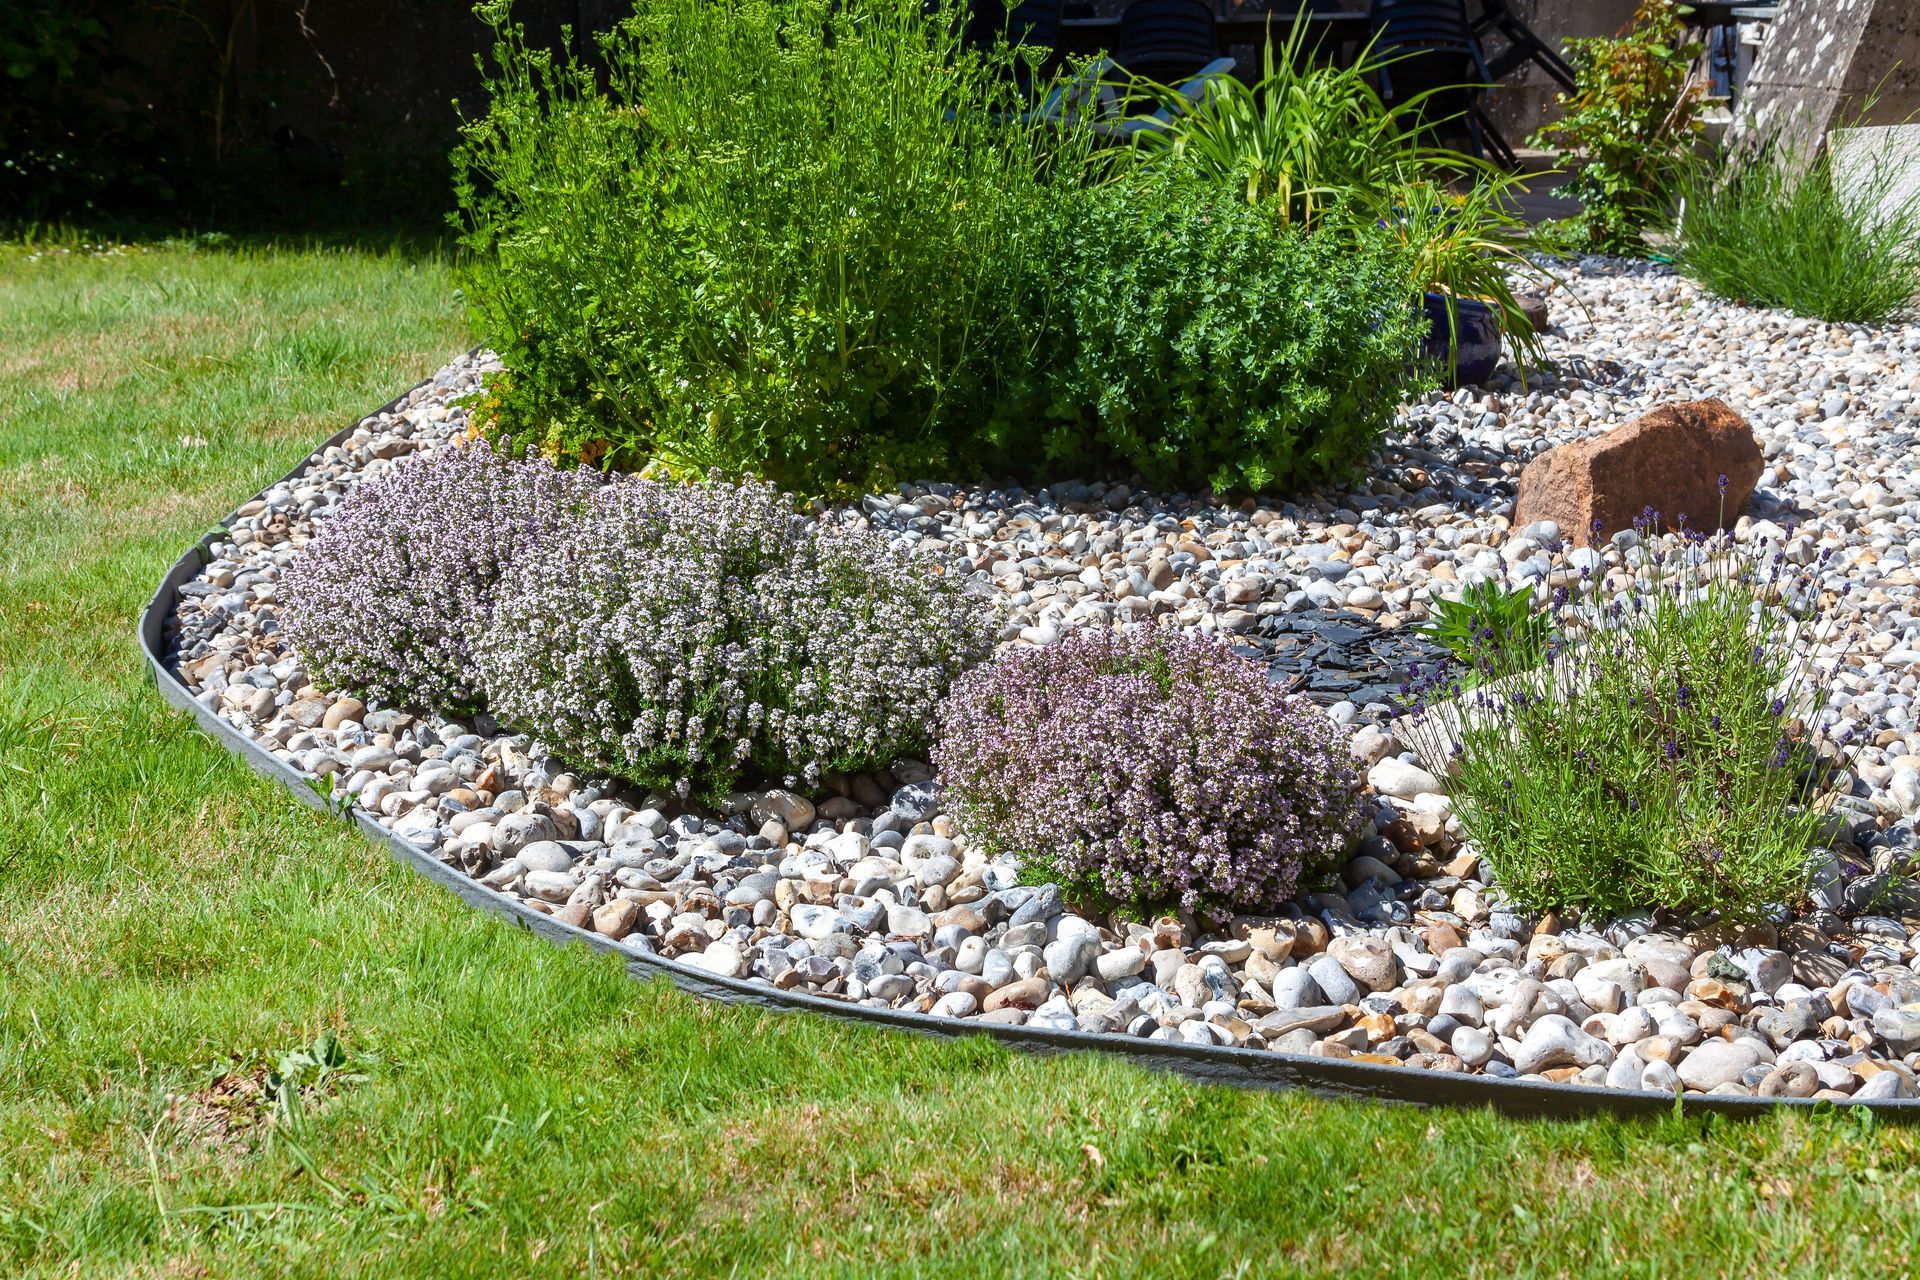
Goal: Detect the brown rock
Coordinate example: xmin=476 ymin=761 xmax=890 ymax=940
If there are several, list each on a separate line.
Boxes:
xmin=592 ymin=898 xmax=640 ymax=940
xmin=1240 ymin=923 xmax=1296 ymax=963
xmin=1512 ymin=292 xmax=1551 ymax=337
xmin=983 ymin=976 xmax=1052 ymax=1013
xmin=1423 ymin=922 xmax=1464 ymax=955
xmin=817 ymin=795 xmax=861 ymax=821
xmin=1382 ymin=818 xmax=1424 ymax=853
xmin=321 ymin=696 xmax=367 ymax=730
xmin=552 ymin=901 xmax=592 ymax=930
xmin=1356 ymin=1012 xmax=1397 ymax=1043
xmin=1512 ymin=398 xmax=1764 ymax=543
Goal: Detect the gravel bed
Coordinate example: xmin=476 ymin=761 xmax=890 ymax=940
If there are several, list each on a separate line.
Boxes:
xmin=163 ymin=259 xmax=1920 ymax=1101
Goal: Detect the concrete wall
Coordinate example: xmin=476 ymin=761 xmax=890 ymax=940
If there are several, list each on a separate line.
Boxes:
xmin=1731 ymin=0 xmax=1920 ymax=153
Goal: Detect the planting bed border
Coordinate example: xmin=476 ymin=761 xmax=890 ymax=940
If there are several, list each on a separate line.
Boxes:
xmin=138 ymin=365 xmax=1920 ymax=1121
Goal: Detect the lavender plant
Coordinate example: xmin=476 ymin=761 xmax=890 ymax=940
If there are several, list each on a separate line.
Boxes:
xmin=282 ymin=440 xmax=603 ymax=713
xmin=477 ymin=478 xmax=992 ymax=801
xmin=1399 ymin=499 xmax=1862 ymax=919
xmin=937 ymin=626 xmax=1364 ymax=916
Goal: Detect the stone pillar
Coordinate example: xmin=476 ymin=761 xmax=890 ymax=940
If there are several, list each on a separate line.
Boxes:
xmin=1730 ymin=0 xmax=1920 ymax=152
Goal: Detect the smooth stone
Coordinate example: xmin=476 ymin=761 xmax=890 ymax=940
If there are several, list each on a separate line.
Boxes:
xmin=1096 ymin=947 xmax=1148 ymax=983
xmin=1270 ymin=965 xmax=1326 ymax=1010
xmin=1512 ymin=1015 xmax=1613 ymax=1075
xmin=1307 ymin=955 xmax=1360 ymax=1006
xmin=1368 ymin=758 xmax=1442 ymax=800
xmin=1043 ymin=933 xmax=1100 ymax=985
xmin=1327 ymin=936 xmax=1399 ymax=993
xmin=1676 ymin=1039 xmax=1765 ymax=1092
xmin=517 ymin=841 xmax=575 ymax=874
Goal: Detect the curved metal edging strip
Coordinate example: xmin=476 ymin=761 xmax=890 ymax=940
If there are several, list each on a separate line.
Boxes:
xmin=135 ymin=366 xmax=1920 ymax=1122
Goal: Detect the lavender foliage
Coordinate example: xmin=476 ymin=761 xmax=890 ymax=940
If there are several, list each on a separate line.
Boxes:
xmin=937 ymin=626 xmax=1364 ymax=915
xmin=282 ymin=440 xmax=603 ymax=713
xmin=477 ymin=478 xmax=993 ymax=802
xmin=1399 ymin=518 xmax=1861 ymax=919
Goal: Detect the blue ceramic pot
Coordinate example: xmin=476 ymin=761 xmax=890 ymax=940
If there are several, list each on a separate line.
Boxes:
xmin=1421 ymin=292 xmax=1502 ymax=389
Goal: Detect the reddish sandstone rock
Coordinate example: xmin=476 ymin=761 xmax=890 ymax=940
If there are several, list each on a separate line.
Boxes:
xmin=1512 ymin=398 xmax=1763 ymax=543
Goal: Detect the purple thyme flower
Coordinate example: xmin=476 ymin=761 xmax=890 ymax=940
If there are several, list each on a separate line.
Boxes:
xmin=283 ymin=438 xmax=605 ymax=713
xmin=937 ymin=626 xmax=1363 ymax=915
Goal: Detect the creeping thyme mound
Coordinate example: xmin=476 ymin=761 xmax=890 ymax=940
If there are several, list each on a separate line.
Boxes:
xmin=282 ymin=440 xmax=602 ymax=713
xmin=938 ymin=626 xmax=1364 ymax=914
xmin=478 ymin=478 xmax=992 ymax=802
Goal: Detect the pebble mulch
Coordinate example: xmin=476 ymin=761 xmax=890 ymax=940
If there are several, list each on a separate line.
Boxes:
xmin=163 ymin=258 xmax=1920 ymax=1100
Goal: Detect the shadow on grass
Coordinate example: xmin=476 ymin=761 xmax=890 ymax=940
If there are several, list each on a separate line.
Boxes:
xmin=5 ymin=149 xmax=461 ymax=260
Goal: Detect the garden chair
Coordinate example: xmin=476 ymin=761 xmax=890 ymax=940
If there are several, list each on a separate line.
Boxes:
xmin=1469 ymin=0 xmax=1575 ymax=93
xmin=1020 ymin=0 xmax=1235 ymax=138
xmin=1368 ymin=0 xmax=1516 ymax=165
xmin=1037 ymin=0 xmax=1233 ymax=140
xmin=1115 ymin=0 xmax=1229 ymax=88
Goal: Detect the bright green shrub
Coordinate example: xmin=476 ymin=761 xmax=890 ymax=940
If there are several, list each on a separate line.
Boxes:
xmin=1529 ymin=0 xmax=1707 ymax=255
xmin=453 ymin=0 xmax=1074 ymax=494
xmin=1026 ymin=177 xmax=1427 ymax=493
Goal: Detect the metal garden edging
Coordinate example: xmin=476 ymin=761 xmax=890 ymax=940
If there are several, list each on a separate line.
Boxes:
xmin=135 ymin=365 xmax=1920 ymax=1122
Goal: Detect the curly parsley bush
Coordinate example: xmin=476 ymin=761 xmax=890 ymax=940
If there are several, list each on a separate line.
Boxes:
xmin=937 ymin=626 xmax=1364 ymax=915
xmin=282 ymin=441 xmax=603 ymax=714
xmin=478 ymin=478 xmax=994 ymax=801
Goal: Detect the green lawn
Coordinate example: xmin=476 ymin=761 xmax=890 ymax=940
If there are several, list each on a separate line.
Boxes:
xmin=5 ymin=234 xmax=1920 ymax=1279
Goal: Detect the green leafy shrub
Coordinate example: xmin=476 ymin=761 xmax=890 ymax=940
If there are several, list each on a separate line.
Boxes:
xmin=1674 ymin=131 xmax=1920 ymax=325
xmin=453 ymin=0 xmax=1075 ymax=494
xmin=1123 ymin=24 xmax=1553 ymax=377
xmin=1026 ymin=176 xmax=1427 ymax=493
xmin=1530 ymin=0 xmax=1706 ymax=255
xmin=1421 ymin=578 xmax=1551 ymax=688
xmin=1400 ymin=524 xmax=1857 ymax=919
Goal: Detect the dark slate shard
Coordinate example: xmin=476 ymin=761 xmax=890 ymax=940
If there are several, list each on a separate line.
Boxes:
xmin=1236 ymin=608 xmax=1450 ymax=723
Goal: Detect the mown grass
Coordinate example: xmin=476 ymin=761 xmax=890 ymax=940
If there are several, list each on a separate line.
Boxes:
xmin=7 ymin=234 xmax=1920 ymax=1278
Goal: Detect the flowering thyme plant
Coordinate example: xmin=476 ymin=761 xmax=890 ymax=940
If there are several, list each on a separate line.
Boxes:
xmin=1399 ymin=497 xmax=1862 ymax=919
xmin=478 ymin=477 xmax=993 ymax=802
xmin=937 ymin=626 xmax=1364 ymax=916
xmin=283 ymin=440 xmax=603 ymax=713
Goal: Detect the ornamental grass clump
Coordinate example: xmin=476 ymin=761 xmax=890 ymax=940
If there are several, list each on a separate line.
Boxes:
xmin=478 ymin=478 xmax=993 ymax=802
xmin=937 ymin=626 xmax=1363 ymax=915
xmin=282 ymin=440 xmax=602 ymax=713
xmin=1400 ymin=507 xmax=1863 ymax=920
